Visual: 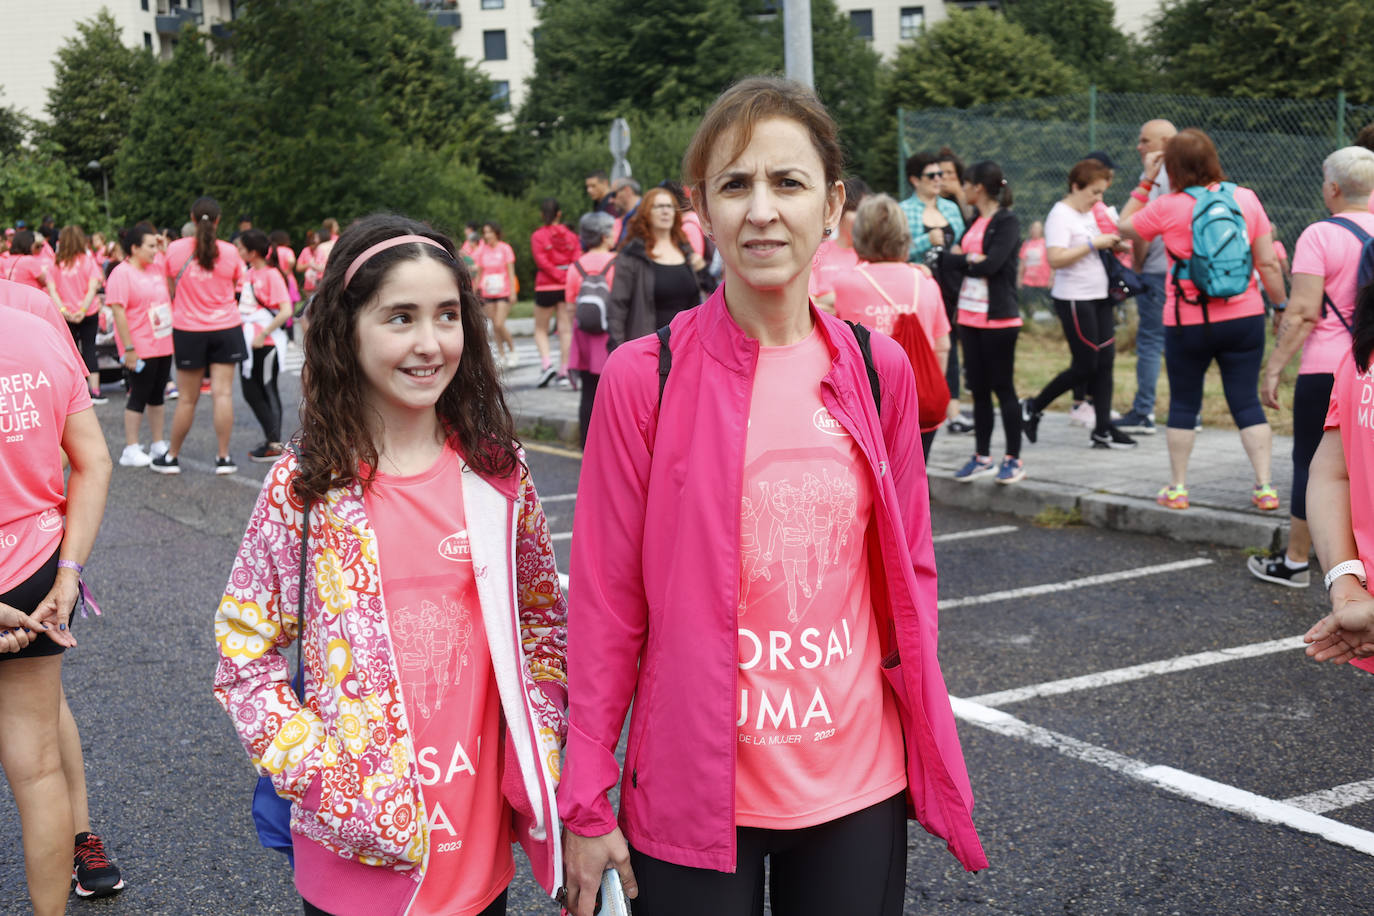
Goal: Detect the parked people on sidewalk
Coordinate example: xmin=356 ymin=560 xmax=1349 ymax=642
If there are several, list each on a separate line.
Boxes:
xmin=530 ymin=198 xmax=581 ymax=387
xmin=105 ymin=225 xmax=173 ymax=467
xmin=566 ymin=211 xmax=617 ymax=447
xmin=560 ymin=75 xmax=986 ymax=916
xmin=44 ymin=225 xmax=106 ymax=404
xmin=152 ymin=196 xmax=246 ymax=476
xmin=474 ymin=221 xmax=519 ymax=368
xmin=810 ymin=177 xmax=869 ymax=313
xmin=1119 ymin=128 xmax=1287 ymax=511
xmin=1020 ymin=159 xmax=1136 ymax=451
xmin=940 ymin=160 xmax=1026 ymax=484
xmin=1251 ymin=147 xmax=1374 ymax=587
xmin=238 ymin=230 xmax=292 ymax=463
xmin=605 ymin=186 xmax=706 ymax=351
xmin=1114 ymin=119 xmax=1177 ymax=436
xmin=214 ymin=215 xmax=568 ymax=916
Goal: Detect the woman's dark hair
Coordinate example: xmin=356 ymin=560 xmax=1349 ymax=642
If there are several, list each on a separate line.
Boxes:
xmin=191 ymin=196 xmax=221 ymax=270
xmin=269 ymin=229 xmax=291 ymax=248
xmin=905 ymin=151 xmax=941 ymax=184
xmin=965 ymin=160 xmax=1013 ymax=208
xmin=482 ymin=221 xmax=503 ymax=242
xmin=303 ymin=229 xmax=319 ymax=249
xmin=125 ymin=224 xmax=157 ymax=251
xmin=1067 ymin=159 xmax=1114 ymax=192
xmin=1164 ymin=128 xmax=1225 ymax=191
xmin=11 ymin=229 xmax=35 ymax=256
xmin=240 ymin=228 xmax=271 ymax=260
xmin=56 ymin=225 xmax=88 ymax=266
xmin=539 ymin=198 xmax=561 ymax=225
xmin=1355 ymin=281 xmax=1374 ymax=372
xmin=296 ymin=213 xmax=519 ymax=503
xmin=938 ymin=147 xmax=966 ymax=182
xmin=465 ymin=221 xmax=480 ymax=234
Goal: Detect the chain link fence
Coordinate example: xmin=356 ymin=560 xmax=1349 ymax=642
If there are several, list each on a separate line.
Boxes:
xmin=899 ymin=90 xmax=1374 ymax=245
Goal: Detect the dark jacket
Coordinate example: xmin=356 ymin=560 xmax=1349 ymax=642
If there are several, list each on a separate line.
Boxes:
xmin=606 ymin=237 xmax=701 ymax=351
xmin=940 ymin=208 xmax=1022 ymax=322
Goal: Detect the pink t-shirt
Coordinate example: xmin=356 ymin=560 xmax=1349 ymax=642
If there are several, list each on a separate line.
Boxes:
xmin=830 ymin=262 xmax=949 ymax=346
xmin=1 ymin=278 xmax=85 ymax=369
xmin=565 ymin=251 xmax=615 ymax=375
xmin=474 ymin=242 xmax=515 ymax=300
xmin=0 ymin=307 xmax=92 ymax=592
xmin=164 ymin=237 xmax=244 ymax=332
xmin=6 ymin=255 xmax=47 ymax=291
xmin=807 ymin=239 xmax=860 ymax=298
xmin=297 ymin=246 xmax=320 ymax=293
xmin=48 ymin=254 xmax=103 ymax=318
xmin=681 ymin=212 xmax=707 ymax=259
xmin=1324 ymin=351 xmax=1374 ymax=677
xmin=1020 ymin=239 xmax=1051 ymax=287
xmin=957 ymin=216 xmax=1022 ymax=329
xmin=1291 ymin=212 xmax=1374 ymax=375
xmin=105 ymin=260 xmax=174 ymax=359
xmin=243 ymin=266 xmax=290 ymax=345
xmin=1130 ymin=184 xmax=1272 ymax=326
xmin=361 ymin=446 xmax=513 ymax=915
xmin=734 ymin=329 xmax=906 ymax=828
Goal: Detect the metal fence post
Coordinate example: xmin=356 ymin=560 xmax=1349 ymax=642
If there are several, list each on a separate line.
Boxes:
xmin=897 ymin=107 xmax=909 ymax=198
xmin=1336 ymin=90 xmax=1347 ymax=146
xmin=1089 ymin=85 xmax=1097 ymax=151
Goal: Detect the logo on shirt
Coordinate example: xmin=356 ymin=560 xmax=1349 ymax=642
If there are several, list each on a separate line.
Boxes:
xmin=35 ymin=509 xmax=62 ymax=533
xmin=811 ymin=407 xmax=847 ymax=437
xmin=437 ymin=530 xmax=471 ymax=563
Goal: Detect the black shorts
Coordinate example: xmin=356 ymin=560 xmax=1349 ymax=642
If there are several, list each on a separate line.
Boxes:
xmin=0 ymin=548 xmax=70 ymax=661
xmin=125 ymin=354 xmax=173 ymax=413
xmin=534 ymin=289 xmax=564 ymax=309
xmin=173 ymin=327 xmax=247 ymax=370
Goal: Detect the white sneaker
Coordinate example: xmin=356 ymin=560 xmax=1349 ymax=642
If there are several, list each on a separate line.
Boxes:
xmin=1069 ymin=402 xmax=1095 ymax=427
xmin=504 ymin=351 xmax=520 ymax=369
xmin=149 ymin=439 xmax=170 ymax=459
xmin=119 ymin=444 xmax=152 ymax=467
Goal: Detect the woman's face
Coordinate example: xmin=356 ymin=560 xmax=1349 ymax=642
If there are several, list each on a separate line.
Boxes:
xmin=647 ymin=192 xmax=677 ymax=233
xmin=131 ymin=235 xmax=159 ymax=266
xmin=481 ymin=225 xmax=497 ymax=245
xmin=918 ymin=163 xmax=945 ymax=196
xmin=699 ymin=116 xmax=841 ymax=296
xmin=1068 ymin=178 xmax=1110 ymax=212
xmin=963 ymin=180 xmax=983 ymax=208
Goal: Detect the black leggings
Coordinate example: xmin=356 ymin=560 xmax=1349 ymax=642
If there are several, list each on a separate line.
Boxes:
xmin=959 ymin=324 xmax=1021 ymax=459
xmin=69 ymin=313 xmax=99 ymax=375
xmin=241 ymin=346 xmax=282 ymax=443
xmin=578 ymin=370 xmax=600 ymax=449
xmin=627 ymin=792 xmax=906 ymax=916
xmin=304 ymin=889 xmax=506 ymax=916
xmin=1032 ymin=298 xmax=1116 ymax=435
xmin=1290 ymin=373 xmax=1334 ymax=521
xmin=1163 ymin=315 xmax=1266 ymax=430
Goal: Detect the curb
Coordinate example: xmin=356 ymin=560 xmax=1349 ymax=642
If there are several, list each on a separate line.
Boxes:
xmin=515 ymin=412 xmax=581 ymax=446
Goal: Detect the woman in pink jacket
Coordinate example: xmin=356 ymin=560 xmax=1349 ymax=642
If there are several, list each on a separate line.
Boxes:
xmin=530 ymin=198 xmax=581 ymax=387
xmin=560 ymin=76 xmax=986 ymax=916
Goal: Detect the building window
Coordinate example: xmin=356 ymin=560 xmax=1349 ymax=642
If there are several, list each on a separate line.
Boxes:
xmin=849 ymin=9 xmax=874 ymax=41
xmin=483 ymin=30 xmax=507 ymax=60
xmin=899 ymin=6 xmax=923 ymax=38
xmin=141 ymin=0 xmax=149 ymax=9
xmin=492 ymin=81 xmax=510 ymax=112
xmin=144 ymin=31 xmax=153 ymax=49
xmin=481 ymin=0 xmax=504 ymax=8
xmin=532 ymin=0 xmax=544 ymax=6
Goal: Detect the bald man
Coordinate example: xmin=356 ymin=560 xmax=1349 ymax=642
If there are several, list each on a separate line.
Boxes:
xmin=1114 ymin=118 xmax=1177 ymax=436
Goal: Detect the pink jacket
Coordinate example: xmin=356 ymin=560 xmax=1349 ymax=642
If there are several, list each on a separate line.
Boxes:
xmin=561 ymin=289 xmax=987 ymax=872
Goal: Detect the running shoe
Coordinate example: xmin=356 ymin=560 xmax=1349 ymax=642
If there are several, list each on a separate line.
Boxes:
xmin=118 ymin=444 xmax=152 ymax=467
xmin=1156 ymin=484 xmax=1189 ymax=509
xmin=1246 ymin=553 xmax=1310 ymax=588
xmin=73 ymin=831 xmax=124 ymax=898
xmin=149 ymin=453 xmax=180 ymax=475
xmin=199 ymin=378 xmax=212 ymax=394
xmin=1020 ymin=397 xmax=1042 ymax=444
xmin=504 ymin=351 xmax=520 ymax=369
xmin=953 ymin=455 xmax=996 ymax=482
xmin=995 ymin=456 xmax=1026 ymax=484
xmin=248 ymin=442 xmax=284 ymax=463
xmin=215 ymin=455 xmax=239 ymax=475
xmin=1251 ymin=483 xmax=1280 ymax=511
xmin=149 ymin=439 xmax=170 ymax=459
xmin=1090 ymin=427 xmax=1137 ymax=449
xmin=946 ymin=416 xmax=975 ymax=434
xmin=164 ymin=382 xmax=178 ymax=400
xmin=88 ymin=388 xmax=109 ymax=406
xmin=554 ymin=373 xmax=577 ymax=390
xmin=1113 ymin=409 xmax=1156 ymax=434
xmin=536 ymin=365 xmax=558 ymax=388
xmin=1068 ymin=402 xmax=1095 ymax=427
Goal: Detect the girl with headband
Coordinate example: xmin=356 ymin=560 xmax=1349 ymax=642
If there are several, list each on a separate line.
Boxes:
xmin=214 ymin=215 xmax=568 ymax=916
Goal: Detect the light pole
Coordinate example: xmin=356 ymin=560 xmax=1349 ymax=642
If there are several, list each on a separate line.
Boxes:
xmin=784 ymin=0 xmax=814 ymax=89
xmin=87 ymin=160 xmax=110 ymax=225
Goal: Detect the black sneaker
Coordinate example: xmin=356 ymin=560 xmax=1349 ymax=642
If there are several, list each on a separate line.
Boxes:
xmin=73 ymin=831 xmax=125 ymax=898
xmin=1090 ymin=427 xmax=1137 ymax=449
xmin=149 ymin=453 xmax=180 ymax=475
xmin=88 ymin=389 xmax=109 ymax=406
xmin=946 ymin=417 xmax=974 ymax=434
xmin=536 ymin=365 xmax=558 ymax=388
xmin=248 ymin=442 xmax=284 ymax=463
xmin=1113 ymin=409 xmax=1156 ymax=434
xmin=1020 ymin=397 xmax=1041 ymax=444
xmin=1246 ymin=553 xmax=1310 ymax=588
xmin=215 ymin=455 xmax=238 ymax=475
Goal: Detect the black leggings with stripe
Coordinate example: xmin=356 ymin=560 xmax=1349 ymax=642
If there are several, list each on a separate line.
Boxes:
xmin=1030 ymin=297 xmax=1116 ymax=435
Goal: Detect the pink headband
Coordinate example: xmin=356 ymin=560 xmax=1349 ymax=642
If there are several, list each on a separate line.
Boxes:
xmin=342 ymin=234 xmax=449 ymax=289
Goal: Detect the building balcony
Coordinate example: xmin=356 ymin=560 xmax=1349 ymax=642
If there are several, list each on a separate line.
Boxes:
xmin=155 ymin=7 xmax=201 ymax=35
xmin=431 ymin=10 xmax=461 ymax=28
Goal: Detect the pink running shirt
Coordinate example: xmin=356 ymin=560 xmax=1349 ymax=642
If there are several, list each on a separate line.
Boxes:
xmin=1020 ymin=238 xmax=1051 ymax=287
xmin=48 ymin=254 xmax=102 ymax=318
xmin=957 ymin=216 xmax=1022 ymax=329
xmin=105 ymin=260 xmax=174 ymax=359
xmin=807 ymin=239 xmax=860 ymax=299
xmin=7 ymin=255 xmax=47 ymax=292
xmin=474 ymin=242 xmax=515 ymax=300
xmin=734 ymin=329 xmax=907 ymax=828
xmin=164 ymin=237 xmax=244 ymax=332
xmin=830 ymin=262 xmax=948 ymax=344
xmin=362 ymin=446 xmax=513 ymax=915
xmin=1290 ymin=212 xmax=1374 ymax=375
xmin=0 ymin=307 xmax=92 ymax=591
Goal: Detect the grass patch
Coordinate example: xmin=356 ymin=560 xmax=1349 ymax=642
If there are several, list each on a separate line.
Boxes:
xmin=1242 ymin=545 xmax=1269 ymax=557
xmin=1032 ymin=505 xmax=1083 ymax=528
xmin=521 ymin=421 xmax=562 ymax=442
xmin=509 ymin=298 xmax=534 ymax=320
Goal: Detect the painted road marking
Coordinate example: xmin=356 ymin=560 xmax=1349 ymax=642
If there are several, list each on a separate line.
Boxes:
xmin=1285 ymin=778 xmax=1374 ymax=814
xmin=951 ymin=697 xmax=1374 ymax=858
xmin=525 ymin=442 xmax=584 ymax=460
xmin=938 ymin=557 xmax=1213 ymax=610
xmin=967 ymin=635 xmax=1305 ymax=707
xmin=552 ymin=532 xmax=572 ymax=543
xmin=932 ymin=525 xmax=1018 ymax=543
xmin=559 ymin=573 xmax=569 ymax=592
xmin=540 ymin=492 xmax=579 ymax=504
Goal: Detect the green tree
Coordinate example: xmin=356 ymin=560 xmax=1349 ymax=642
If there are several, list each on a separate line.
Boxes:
xmin=1004 ymin=0 xmax=1141 ymax=90
xmin=40 ymin=9 xmax=156 ymax=178
xmin=887 ymin=9 xmax=1087 ymax=110
xmin=1147 ymin=0 xmax=1374 ymax=102
xmin=0 ymin=142 xmax=103 ymax=231
xmin=0 ymin=101 xmax=28 ymax=157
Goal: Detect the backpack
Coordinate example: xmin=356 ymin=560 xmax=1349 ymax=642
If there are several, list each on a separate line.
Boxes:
xmin=855 ymin=266 xmax=950 ymax=433
xmin=1169 ymin=181 xmax=1252 ymax=324
xmin=1320 ymin=216 xmax=1374 ymax=337
xmin=572 ymin=259 xmax=613 ymax=334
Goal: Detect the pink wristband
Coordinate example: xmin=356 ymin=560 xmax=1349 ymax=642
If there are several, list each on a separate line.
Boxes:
xmin=1130 ymin=189 xmax=1149 ymax=204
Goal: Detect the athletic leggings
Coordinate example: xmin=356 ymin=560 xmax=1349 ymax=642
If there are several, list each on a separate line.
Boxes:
xmin=69 ymin=313 xmax=100 ymax=374
xmin=1031 ymin=298 xmax=1116 ymax=435
xmin=627 ymin=792 xmax=906 ymax=916
xmin=1290 ymin=373 xmax=1334 ymax=521
xmin=1162 ymin=314 xmax=1266 ymax=431
xmin=959 ymin=324 xmax=1021 ymax=459
xmin=304 ymin=890 xmax=506 ymax=916
xmin=577 ymin=370 xmax=600 ymax=449
xmin=240 ymin=346 xmax=282 ymax=443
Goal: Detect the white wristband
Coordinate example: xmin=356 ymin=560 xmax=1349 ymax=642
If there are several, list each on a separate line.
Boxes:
xmin=1324 ymin=560 xmax=1368 ymax=592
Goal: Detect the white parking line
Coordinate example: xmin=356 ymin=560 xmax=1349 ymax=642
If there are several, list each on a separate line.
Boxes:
xmin=932 ymin=525 xmax=1018 ymax=544
xmin=938 ymin=557 xmax=1213 ymax=610
xmin=951 ymin=697 xmax=1374 ymax=858
xmin=1284 ymin=778 xmax=1374 ymax=814
xmin=559 ymin=573 xmax=569 ymax=592
xmin=541 ymin=493 xmax=578 ymax=504
xmin=552 ymin=532 xmax=572 ymax=542
xmin=967 ymin=635 xmax=1305 ymax=707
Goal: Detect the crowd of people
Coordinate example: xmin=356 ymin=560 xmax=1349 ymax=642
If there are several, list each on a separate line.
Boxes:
xmin=7 ymin=74 xmax=1374 ymax=916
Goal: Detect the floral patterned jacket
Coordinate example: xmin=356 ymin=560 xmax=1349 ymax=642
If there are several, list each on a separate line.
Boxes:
xmin=214 ymin=449 xmax=568 ymax=905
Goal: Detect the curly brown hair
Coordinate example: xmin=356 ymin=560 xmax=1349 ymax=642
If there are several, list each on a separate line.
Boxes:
xmin=622 ymin=187 xmax=690 ymax=252
xmin=294 ymin=213 xmax=520 ymax=504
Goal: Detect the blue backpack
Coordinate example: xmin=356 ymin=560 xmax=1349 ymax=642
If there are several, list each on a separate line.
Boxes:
xmin=1170 ymin=181 xmax=1252 ymax=324
xmin=1321 ymin=216 xmax=1374 ymax=337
